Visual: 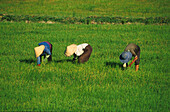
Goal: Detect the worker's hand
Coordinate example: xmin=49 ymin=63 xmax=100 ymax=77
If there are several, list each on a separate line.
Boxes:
xmin=134 ymin=56 xmax=138 ymax=60
xmin=43 ymin=55 xmax=50 ymax=62
xmin=46 ymin=55 xmax=50 ymax=58
xmin=123 ymin=63 xmax=127 ymax=68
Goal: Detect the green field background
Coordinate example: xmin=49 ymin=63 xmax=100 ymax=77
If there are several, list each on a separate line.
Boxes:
xmin=1 ymin=22 xmax=169 ymax=111
xmin=0 ymin=0 xmax=169 ymax=17
xmin=0 ymin=0 xmax=170 ymax=111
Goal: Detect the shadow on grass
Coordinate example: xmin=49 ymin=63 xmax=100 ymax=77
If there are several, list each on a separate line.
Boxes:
xmin=54 ymin=59 xmax=74 ymax=63
xmin=20 ymin=59 xmax=35 ymax=63
xmin=20 ymin=59 xmax=77 ymax=64
xmin=54 ymin=59 xmax=82 ymax=65
xmin=105 ymin=61 xmax=126 ymax=70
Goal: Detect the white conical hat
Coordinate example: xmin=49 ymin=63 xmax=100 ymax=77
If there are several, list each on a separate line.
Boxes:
xmin=34 ymin=45 xmax=45 ymax=57
xmin=65 ymin=44 xmax=77 ymax=57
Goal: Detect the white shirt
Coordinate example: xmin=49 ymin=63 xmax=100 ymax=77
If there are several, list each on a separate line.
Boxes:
xmin=75 ymin=43 xmax=88 ymax=56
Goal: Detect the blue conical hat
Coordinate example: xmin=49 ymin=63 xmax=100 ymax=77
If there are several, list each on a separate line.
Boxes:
xmin=119 ymin=51 xmax=132 ymax=63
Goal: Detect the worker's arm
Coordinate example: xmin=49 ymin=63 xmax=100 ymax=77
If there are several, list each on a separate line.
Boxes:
xmin=37 ymin=56 xmax=41 ymax=66
xmin=44 ymin=47 xmax=51 ymax=55
xmin=128 ymin=56 xmax=138 ymax=67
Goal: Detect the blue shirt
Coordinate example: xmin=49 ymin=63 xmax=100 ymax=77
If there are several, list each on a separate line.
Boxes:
xmin=37 ymin=42 xmax=51 ymax=65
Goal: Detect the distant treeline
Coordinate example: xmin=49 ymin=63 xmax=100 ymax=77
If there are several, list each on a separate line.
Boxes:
xmin=0 ymin=14 xmax=169 ymax=25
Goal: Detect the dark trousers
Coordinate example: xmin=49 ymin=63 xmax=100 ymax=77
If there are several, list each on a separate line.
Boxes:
xmin=78 ymin=45 xmax=92 ymax=63
xmin=135 ymin=47 xmax=140 ymax=65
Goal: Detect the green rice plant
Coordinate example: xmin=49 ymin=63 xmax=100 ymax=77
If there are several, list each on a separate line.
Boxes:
xmin=0 ymin=22 xmax=169 ymax=111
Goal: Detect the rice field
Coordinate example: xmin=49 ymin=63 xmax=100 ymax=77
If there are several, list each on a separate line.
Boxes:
xmin=0 ymin=22 xmax=169 ymax=111
xmin=0 ymin=0 xmax=169 ymax=111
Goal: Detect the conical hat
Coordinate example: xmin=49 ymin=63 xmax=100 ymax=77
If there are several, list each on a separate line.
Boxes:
xmin=34 ymin=45 xmax=45 ymax=57
xmin=65 ymin=44 xmax=77 ymax=57
xmin=119 ymin=51 xmax=132 ymax=63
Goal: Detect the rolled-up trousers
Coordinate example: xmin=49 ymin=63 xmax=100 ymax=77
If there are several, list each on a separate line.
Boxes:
xmin=78 ymin=45 xmax=92 ymax=63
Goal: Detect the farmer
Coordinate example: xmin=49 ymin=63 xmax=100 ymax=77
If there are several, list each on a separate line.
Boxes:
xmin=34 ymin=41 xmax=52 ymax=66
xmin=119 ymin=43 xmax=140 ymax=71
xmin=64 ymin=43 xmax=92 ymax=63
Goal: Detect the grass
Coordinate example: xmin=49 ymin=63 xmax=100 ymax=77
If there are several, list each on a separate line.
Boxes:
xmin=0 ymin=0 xmax=169 ymax=111
xmin=0 ymin=0 xmax=169 ymax=18
xmin=0 ymin=22 xmax=169 ymax=111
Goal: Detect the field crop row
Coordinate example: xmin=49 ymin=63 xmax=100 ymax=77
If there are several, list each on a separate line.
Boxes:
xmin=1 ymin=14 xmax=169 ymax=25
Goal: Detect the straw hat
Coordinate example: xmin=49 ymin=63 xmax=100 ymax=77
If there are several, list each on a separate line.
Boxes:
xmin=34 ymin=45 xmax=45 ymax=57
xmin=65 ymin=44 xmax=77 ymax=57
xmin=119 ymin=51 xmax=132 ymax=63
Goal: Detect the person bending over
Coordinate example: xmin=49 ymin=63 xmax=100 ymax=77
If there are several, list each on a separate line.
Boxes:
xmin=119 ymin=43 xmax=140 ymax=71
xmin=34 ymin=41 xmax=52 ymax=66
xmin=65 ymin=43 xmax=92 ymax=63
